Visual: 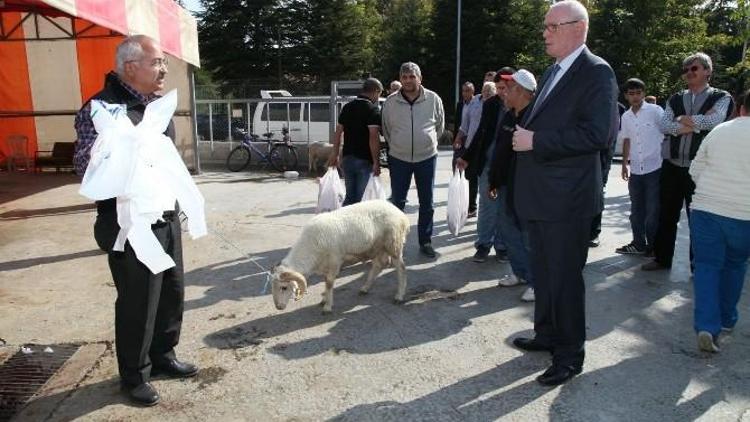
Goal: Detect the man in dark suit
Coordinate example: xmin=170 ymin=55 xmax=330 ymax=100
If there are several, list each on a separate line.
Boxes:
xmin=510 ymin=0 xmax=618 ymax=386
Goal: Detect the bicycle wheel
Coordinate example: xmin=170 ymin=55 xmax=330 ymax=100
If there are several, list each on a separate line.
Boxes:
xmin=269 ymin=145 xmax=298 ymax=172
xmin=226 ymin=146 xmax=251 ymax=171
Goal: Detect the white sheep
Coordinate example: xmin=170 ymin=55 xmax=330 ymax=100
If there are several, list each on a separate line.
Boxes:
xmin=271 ymin=199 xmax=410 ymax=313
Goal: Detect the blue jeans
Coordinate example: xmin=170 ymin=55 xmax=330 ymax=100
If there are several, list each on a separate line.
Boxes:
xmin=342 ymin=156 xmax=372 ymax=206
xmin=475 ymin=166 xmax=506 ymax=253
xmin=496 ymin=188 xmax=533 ymax=286
xmin=389 ymin=154 xmax=436 ymax=245
xmin=628 ymin=168 xmax=660 ymax=250
xmin=691 ymin=209 xmax=750 ymax=336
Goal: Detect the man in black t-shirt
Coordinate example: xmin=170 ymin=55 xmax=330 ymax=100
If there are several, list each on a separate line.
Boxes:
xmin=329 ymin=78 xmax=383 ymax=205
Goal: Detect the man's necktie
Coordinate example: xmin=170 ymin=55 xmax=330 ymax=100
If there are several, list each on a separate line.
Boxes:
xmin=530 ymin=64 xmax=561 ymax=117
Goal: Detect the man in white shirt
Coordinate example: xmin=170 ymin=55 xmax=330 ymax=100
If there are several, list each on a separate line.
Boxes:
xmin=616 ymin=78 xmax=664 ymax=255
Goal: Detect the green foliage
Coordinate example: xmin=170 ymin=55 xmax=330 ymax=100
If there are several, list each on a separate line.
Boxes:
xmin=197 ymin=0 xmax=750 ymax=100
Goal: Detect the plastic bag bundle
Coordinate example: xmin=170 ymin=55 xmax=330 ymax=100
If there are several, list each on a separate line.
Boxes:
xmin=317 ymin=167 xmax=345 ymax=213
xmin=362 ymin=175 xmax=387 ymax=201
xmin=447 ymin=170 xmax=469 ymax=236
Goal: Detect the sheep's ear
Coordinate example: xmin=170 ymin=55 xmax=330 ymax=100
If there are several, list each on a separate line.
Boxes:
xmin=281 ymin=271 xmax=307 ymax=300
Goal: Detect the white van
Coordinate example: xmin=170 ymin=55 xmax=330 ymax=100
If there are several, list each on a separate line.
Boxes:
xmin=252 ymin=90 xmax=346 ymax=143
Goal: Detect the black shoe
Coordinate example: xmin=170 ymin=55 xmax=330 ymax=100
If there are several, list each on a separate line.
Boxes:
xmin=419 ymin=243 xmax=436 ymax=258
xmin=536 ymin=364 xmax=582 ymax=386
xmin=473 ymin=247 xmax=490 ymax=263
xmin=512 ymin=337 xmax=553 ymax=353
xmin=588 ymin=237 xmax=600 ymax=248
xmin=495 ymin=250 xmax=509 ymax=263
xmin=641 ymin=260 xmax=668 ymax=271
xmin=152 ymin=359 xmax=199 ymax=379
xmin=122 ymin=382 xmax=160 ymax=406
xmin=615 ymin=242 xmax=645 ymax=255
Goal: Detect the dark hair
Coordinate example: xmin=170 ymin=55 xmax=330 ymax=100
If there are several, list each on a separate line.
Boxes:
xmin=363 ymin=77 xmax=383 ymax=93
xmin=493 ymin=66 xmax=516 ymax=82
xmin=623 ymin=78 xmax=645 ymax=92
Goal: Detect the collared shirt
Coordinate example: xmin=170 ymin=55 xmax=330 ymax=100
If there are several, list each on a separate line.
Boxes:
xmin=545 ymin=43 xmax=586 ymax=94
xmin=620 ymin=102 xmax=664 ymax=175
xmin=659 ymin=86 xmax=730 ymax=167
xmin=73 ymin=75 xmax=156 ymax=175
xmin=458 ymin=94 xmax=483 ymax=148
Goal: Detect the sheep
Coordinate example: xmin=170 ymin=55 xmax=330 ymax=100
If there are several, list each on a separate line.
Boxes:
xmin=308 ymin=142 xmax=335 ymax=174
xmin=271 ymin=199 xmax=410 ymax=313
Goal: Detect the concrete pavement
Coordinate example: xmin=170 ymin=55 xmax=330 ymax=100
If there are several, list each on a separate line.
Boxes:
xmin=1 ymin=151 xmax=748 ymax=421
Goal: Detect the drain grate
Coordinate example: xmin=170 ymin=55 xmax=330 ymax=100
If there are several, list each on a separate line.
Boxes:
xmin=0 ymin=344 xmax=80 ymax=422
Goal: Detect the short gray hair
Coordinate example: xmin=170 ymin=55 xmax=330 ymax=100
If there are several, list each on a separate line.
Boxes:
xmin=115 ymin=35 xmax=151 ymax=76
xmin=399 ymin=62 xmax=422 ymax=79
xmin=481 ymin=81 xmax=497 ymax=96
xmin=552 ymin=0 xmax=589 ymax=23
xmin=683 ymin=52 xmax=713 ymax=73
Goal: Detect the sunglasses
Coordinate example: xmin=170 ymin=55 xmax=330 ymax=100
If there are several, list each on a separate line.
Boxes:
xmin=682 ymin=65 xmax=701 ymax=74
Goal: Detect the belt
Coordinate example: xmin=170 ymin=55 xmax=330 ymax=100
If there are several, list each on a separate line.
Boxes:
xmin=97 ymin=199 xmax=177 ymax=220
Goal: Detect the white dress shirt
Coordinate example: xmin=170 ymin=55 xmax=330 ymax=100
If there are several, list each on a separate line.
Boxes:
xmin=620 ymin=102 xmax=664 ymax=175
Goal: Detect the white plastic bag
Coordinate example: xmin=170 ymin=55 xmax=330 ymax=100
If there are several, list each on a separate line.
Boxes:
xmin=317 ymin=167 xmax=345 ymax=213
xmin=362 ymin=175 xmax=387 ymax=201
xmin=447 ymin=170 xmax=469 ymax=236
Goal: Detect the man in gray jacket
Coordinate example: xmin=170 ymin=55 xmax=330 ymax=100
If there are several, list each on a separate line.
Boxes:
xmin=382 ymin=62 xmax=445 ymax=257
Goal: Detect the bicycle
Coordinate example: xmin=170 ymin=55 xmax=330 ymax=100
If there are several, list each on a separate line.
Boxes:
xmin=226 ymin=127 xmax=298 ymax=172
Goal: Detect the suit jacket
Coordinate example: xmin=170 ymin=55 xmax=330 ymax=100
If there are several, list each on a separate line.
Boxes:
xmin=514 ymin=47 xmax=618 ymax=221
xmin=460 ymin=95 xmax=503 ymax=177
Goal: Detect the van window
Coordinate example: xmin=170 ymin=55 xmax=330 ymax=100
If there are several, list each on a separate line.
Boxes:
xmin=260 ymin=103 xmax=301 ymax=121
xmin=309 ymin=103 xmax=329 ymax=122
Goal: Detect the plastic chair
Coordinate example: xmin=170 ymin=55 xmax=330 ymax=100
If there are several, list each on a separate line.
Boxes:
xmin=5 ymin=134 xmax=32 ymax=172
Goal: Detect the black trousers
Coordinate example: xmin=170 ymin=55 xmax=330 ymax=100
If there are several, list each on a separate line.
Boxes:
xmin=653 ymin=160 xmax=695 ymax=267
xmin=527 ymin=217 xmax=591 ymax=367
xmin=94 ymin=209 xmax=185 ymax=386
xmin=468 ymin=172 xmax=478 ymax=213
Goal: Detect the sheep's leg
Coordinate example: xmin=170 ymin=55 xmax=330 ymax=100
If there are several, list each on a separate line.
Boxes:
xmin=359 ymin=255 xmax=387 ymax=295
xmin=393 ymin=254 xmax=407 ymax=304
xmin=322 ymin=273 xmax=337 ymax=314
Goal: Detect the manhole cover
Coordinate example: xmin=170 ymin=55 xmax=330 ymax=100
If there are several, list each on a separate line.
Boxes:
xmin=0 ymin=344 xmax=80 ymax=422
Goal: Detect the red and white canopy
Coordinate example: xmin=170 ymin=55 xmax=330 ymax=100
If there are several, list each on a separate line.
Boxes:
xmin=0 ymin=0 xmax=200 ymax=166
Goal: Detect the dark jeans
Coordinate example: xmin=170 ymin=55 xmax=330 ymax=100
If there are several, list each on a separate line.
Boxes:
xmin=497 ymin=188 xmax=532 ymax=286
xmin=342 ymin=155 xmax=372 ymax=206
xmin=628 ymin=168 xmax=660 ymax=250
xmin=389 ymin=154 xmax=436 ymax=246
xmin=95 ymin=210 xmax=184 ymax=386
xmin=654 ymin=160 xmax=695 ymax=267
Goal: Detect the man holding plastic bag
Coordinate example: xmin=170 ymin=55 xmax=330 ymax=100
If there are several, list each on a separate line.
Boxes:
xmin=73 ymin=35 xmax=200 ymax=406
xmin=328 ymin=78 xmax=384 ymax=205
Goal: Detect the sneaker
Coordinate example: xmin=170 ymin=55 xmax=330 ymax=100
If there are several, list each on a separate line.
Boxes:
xmin=467 ymin=209 xmax=477 ymax=218
xmin=615 ymin=243 xmax=645 ymax=255
xmin=420 ymin=243 xmax=437 ymax=258
xmin=697 ymin=331 xmax=720 ymax=353
xmin=495 ymin=250 xmax=509 ymax=262
xmin=521 ymin=287 xmax=535 ymax=302
xmin=588 ymin=237 xmax=600 ymax=248
xmin=473 ymin=247 xmax=490 ymax=263
xmin=721 ymin=326 xmax=734 ymax=333
xmin=498 ymin=274 xmax=525 ymax=287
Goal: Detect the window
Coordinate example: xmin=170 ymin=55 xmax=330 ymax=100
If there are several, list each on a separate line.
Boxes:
xmin=260 ymin=103 xmax=301 ymax=122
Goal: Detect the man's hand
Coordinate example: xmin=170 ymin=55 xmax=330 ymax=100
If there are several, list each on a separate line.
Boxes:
xmin=453 ymin=136 xmax=464 ymax=150
xmin=327 ymin=152 xmax=339 ymax=168
xmin=488 ymin=187 xmax=498 ymax=200
xmin=621 ymin=163 xmax=629 ymax=181
xmin=372 ymin=162 xmax=381 ymax=176
xmin=677 ymin=125 xmax=695 ymax=135
xmin=456 ymin=157 xmax=469 ymax=171
xmin=512 ymin=125 xmax=534 ymax=151
xmin=677 ymin=115 xmax=695 ymax=127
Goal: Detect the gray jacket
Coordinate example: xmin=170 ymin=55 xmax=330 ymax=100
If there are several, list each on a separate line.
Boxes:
xmin=382 ymin=86 xmax=444 ymax=163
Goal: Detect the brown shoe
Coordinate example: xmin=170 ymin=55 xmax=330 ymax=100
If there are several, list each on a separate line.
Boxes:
xmin=641 ymin=261 xmax=668 ymax=271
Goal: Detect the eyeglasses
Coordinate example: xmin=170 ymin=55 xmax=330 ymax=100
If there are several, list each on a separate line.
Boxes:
xmin=542 ymin=20 xmax=580 ymax=33
xmin=127 ymin=57 xmax=169 ymax=69
xmin=682 ymin=65 xmax=701 ymax=74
